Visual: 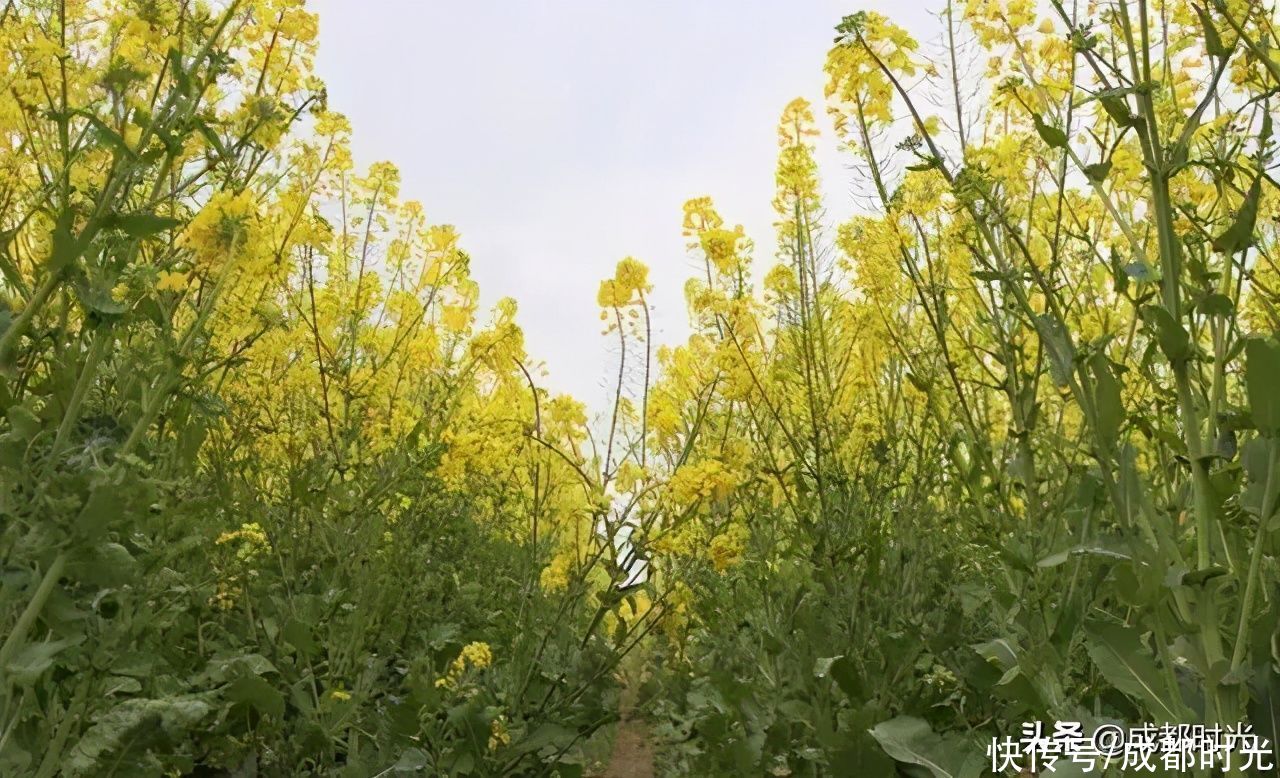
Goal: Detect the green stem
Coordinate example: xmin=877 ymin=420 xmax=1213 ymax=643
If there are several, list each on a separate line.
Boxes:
xmin=0 ymin=269 xmax=64 ymax=364
xmin=1230 ymin=440 xmax=1278 ymax=670
xmin=0 ymin=553 xmax=68 ymax=685
xmin=46 ymin=327 xmax=110 ymax=469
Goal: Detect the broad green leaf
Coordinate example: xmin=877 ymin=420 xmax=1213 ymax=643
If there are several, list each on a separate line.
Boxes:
xmin=1194 ymin=4 xmax=1228 ymax=58
xmin=6 ymin=404 xmax=40 ymax=439
xmin=1091 ymin=352 xmax=1124 ymax=441
xmin=972 ymin=638 xmax=1018 ymax=673
xmin=814 ymin=655 xmax=842 ymax=678
xmin=204 ymin=652 xmax=277 ymax=683
xmin=4 ymin=636 xmax=84 ymax=685
xmin=49 ymin=208 xmax=78 ymax=273
xmin=1035 ymin=314 xmax=1075 ymax=387
xmin=69 ymin=542 xmax=137 ymax=587
xmin=1246 ymin=338 xmax=1280 ymax=436
xmin=1109 ymin=246 xmax=1130 ymax=295
xmin=77 ymin=479 xmax=122 ymax=541
xmin=1197 ymin=292 xmax=1235 ymax=318
xmin=515 ymin=723 xmax=576 ymax=755
xmin=226 ymin=674 xmax=285 ymax=719
xmin=103 ymin=676 xmax=142 ymax=696
xmin=1036 ymin=543 xmax=1130 ymax=568
xmin=74 ymin=281 xmax=127 ymax=316
xmin=830 ymin=732 xmax=896 ymax=775
xmin=104 ymin=212 xmax=182 ymax=238
xmin=1248 ymin=670 xmax=1279 ymax=776
xmin=1213 ymin=175 xmax=1262 ymax=255
xmin=1083 ymin=160 xmax=1111 ymax=183
xmin=868 ymin=716 xmax=983 ymax=778
xmin=1084 ymin=621 xmax=1187 ymax=723
xmin=1034 ymin=114 xmax=1068 ymax=149
xmin=1100 ymin=95 xmax=1136 ymax=127
xmin=283 ymin=617 xmax=318 ymax=657
xmin=828 ymin=655 xmax=864 ymax=700
xmin=1143 ymin=306 xmax=1192 ymax=362
xmin=74 ymin=111 xmax=138 ymax=161
xmin=64 ymin=698 xmax=211 ymax=776
xmin=392 ymin=748 xmax=429 ymax=773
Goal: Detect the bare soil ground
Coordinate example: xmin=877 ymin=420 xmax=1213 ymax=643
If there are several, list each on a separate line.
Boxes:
xmin=601 ymin=711 xmax=654 ymax=778
xmin=600 ymin=654 xmax=655 ymax=778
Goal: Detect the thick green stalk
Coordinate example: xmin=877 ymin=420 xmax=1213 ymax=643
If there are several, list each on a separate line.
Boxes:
xmin=0 ymin=269 xmax=64 ymax=364
xmin=0 ymin=553 xmax=68 ymax=685
xmin=46 ymin=327 xmax=110 ymax=469
xmin=1230 ymin=441 xmax=1278 ymax=670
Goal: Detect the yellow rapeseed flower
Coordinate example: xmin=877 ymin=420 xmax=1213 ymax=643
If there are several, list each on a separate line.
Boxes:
xmin=215 ymin=522 xmax=271 ymax=562
xmin=708 ymin=523 xmax=750 ymax=572
xmin=156 ymin=270 xmax=189 ymax=292
xmin=434 ymin=641 xmax=494 ymax=689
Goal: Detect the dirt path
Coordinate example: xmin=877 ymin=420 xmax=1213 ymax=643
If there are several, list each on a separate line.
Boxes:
xmin=601 ymin=656 xmax=654 ymax=778
xmin=602 ymin=712 xmax=654 ymax=778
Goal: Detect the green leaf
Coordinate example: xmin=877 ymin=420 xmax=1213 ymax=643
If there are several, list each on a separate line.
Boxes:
xmin=972 ymin=638 xmax=1018 ymax=672
xmin=1196 ymin=292 xmax=1235 ymax=318
xmin=49 ymin=208 xmax=78 ymax=273
xmin=104 ymin=212 xmax=182 ymax=238
xmin=1100 ymin=95 xmax=1136 ymax=127
xmin=6 ymin=405 xmax=41 ymax=440
xmin=829 ymin=655 xmax=865 ymax=699
xmin=1246 ymin=337 xmax=1280 ymax=436
xmin=191 ymin=117 xmax=229 ymax=160
xmin=868 ymin=716 xmax=983 ymax=778
xmin=204 ymin=652 xmax=277 ymax=683
xmin=226 ymin=674 xmax=285 ymax=719
xmin=1036 ymin=543 xmax=1130 ymax=568
xmin=4 ymin=636 xmax=84 ymax=686
xmin=1084 ymin=621 xmax=1187 ymax=723
xmin=78 ymin=480 xmax=123 ymax=541
xmin=1091 ymin=352 xmax=1124 ymax=440
xmin=74 ymin=111 xmax=138 ymax=161
xmin=1083 ymin=160 xmax=1111 ymax=183
xmin=907 ymin=156 xmax=940 ymax=172
xmin=1142 ymin=306 xmax=1192 ymax=363
xmin=515 ymin=723 xmax=576 ymax=755
xmin=1035 ymin=314 xmax=1075 ymax=387
xmin=1193 ymin=4 xmax=1228 ymax=58
xmin=1248 ymin=670 xmax=1280 ymax=776
xmin=70 ymin=542 xmax=137 ymax=587
xmin=283 ymin=617 xmax=318 ymax=658
xmin=169 ymin=48 xmax=193 ymax=96
xmin=971 ymin=269 xmax=1012 ymax=282
xmin=65 ymin=698 xmax=211 ymax=776
xmin=1212 ymin=175 xmax=1262 ymax=255
xmin=1033 ymin=114 xmax=1068 ymax=149
xmin=814 ymin=655 xmax=842 ymax=678
xmin=103 ymin=676 xmax=142 ymax=696
xmin=392 ymin=748 xmax=429 ymax=773
xmin=830 ymin=731 xmax=896 ymax=775
xmin=74 ymin=280 xmax=127 ymax=316
xmin=1109 ymin=246 xmax=1129 ymax=295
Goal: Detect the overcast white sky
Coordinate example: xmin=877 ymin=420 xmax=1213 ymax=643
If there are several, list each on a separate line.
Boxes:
xmin=311 ymin=1 xmax=937 ymax=411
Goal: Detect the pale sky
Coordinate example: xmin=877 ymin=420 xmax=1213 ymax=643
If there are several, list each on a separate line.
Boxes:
xmin=311 ymin=1 xmax=937 ymax=411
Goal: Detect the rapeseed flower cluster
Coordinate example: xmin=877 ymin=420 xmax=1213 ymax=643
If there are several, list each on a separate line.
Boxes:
xmin=215 ymin=522 xmax=271 ymax=563
xmin=435 ymin=641 xmax=494 ymax=690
